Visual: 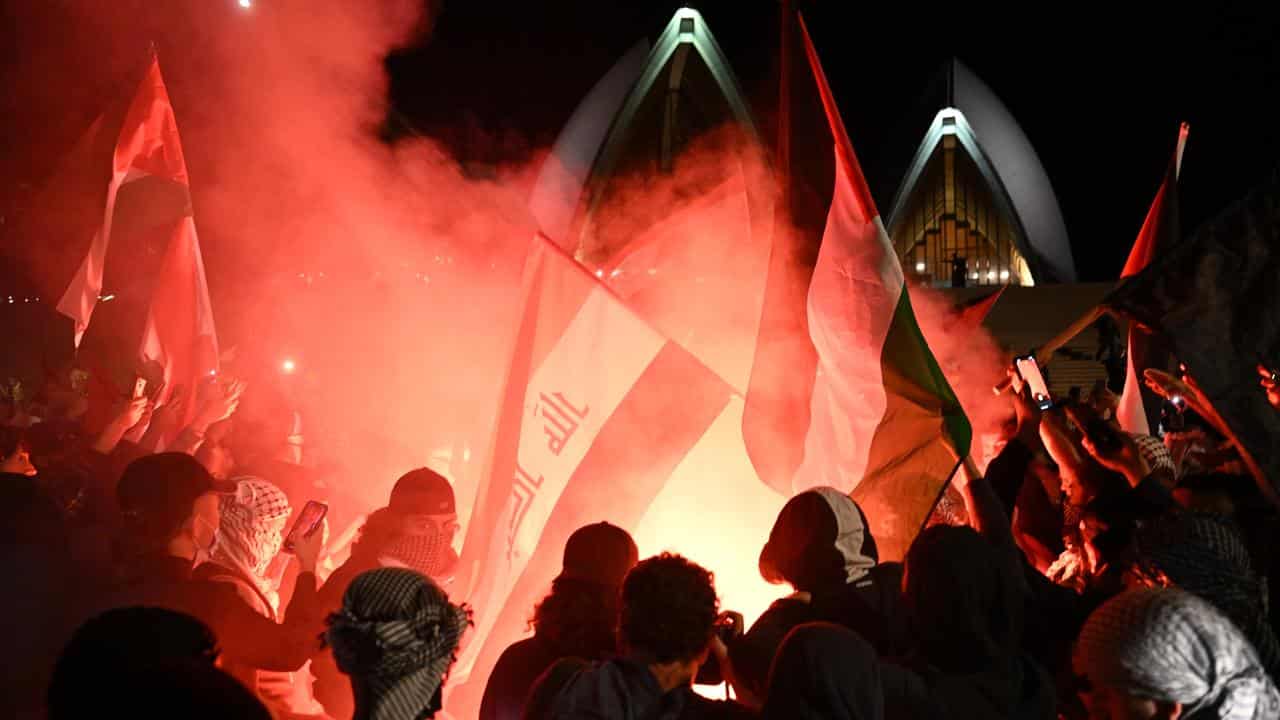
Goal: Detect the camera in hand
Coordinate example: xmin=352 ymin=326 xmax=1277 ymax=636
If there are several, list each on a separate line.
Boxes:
xmin=694 ymin=612 xmax=744 ymax=686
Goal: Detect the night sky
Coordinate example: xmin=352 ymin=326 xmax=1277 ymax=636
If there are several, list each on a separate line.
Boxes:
xmin=382 ymin=1 xmax=1280 ymax=280
xmin=3 ymin=1 xmax=1279 ymax=284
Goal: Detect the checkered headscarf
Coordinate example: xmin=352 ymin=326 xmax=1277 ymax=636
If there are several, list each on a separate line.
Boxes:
xmin=1132 ymin=512 xmax=1280 ymax=681
xmin=211 ymin=477 xmax=292 ymax=587
xmin=326 ymin=568 xmax=471 ymax=720
xmin=1076 ymin=588 xmax=1280 ymax=719
xmin=1129 ymin=431 xmax=1176 ymax=481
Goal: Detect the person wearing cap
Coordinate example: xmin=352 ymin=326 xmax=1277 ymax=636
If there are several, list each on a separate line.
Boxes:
xmin=313 ymin=467 xmax=460 ymax=718
xmin=95 ymin=453 xmax=327 ymax=676
xmin=479 ymin=522 xmax=639 ymax=720
xmin=728 ymin=487 xmax=904 ymax=698
xmin=325 ymin=567 xmax=471 ymax=720
xmin=319 ymin=468 xmax=460 ymax=613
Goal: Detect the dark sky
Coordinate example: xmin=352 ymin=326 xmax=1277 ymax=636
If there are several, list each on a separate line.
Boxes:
xmin=383 ymin=1 xmax=1280 ymax=280
xmin=3 ymin=1 xmax=1279 ymax=284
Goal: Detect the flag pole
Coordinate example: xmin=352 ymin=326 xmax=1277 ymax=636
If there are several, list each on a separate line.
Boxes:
xmin=991 ymin=304 xmax=1109 ymax=395
xmin=777 ymin=0 xmax=792 ymax=198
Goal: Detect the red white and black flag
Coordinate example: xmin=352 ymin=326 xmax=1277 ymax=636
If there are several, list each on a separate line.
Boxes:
xmin=742 ymin=12 xmax=969 ymax=561
xmin=449 ymin=232 xmax=732 ymax=711
xmin=1115 ymin=124 xmax=1188 ymax=435
xmin=21 ymin=52 xmax=217 ymax=423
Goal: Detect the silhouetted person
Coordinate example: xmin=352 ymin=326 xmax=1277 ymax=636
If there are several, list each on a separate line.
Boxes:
xmin=99 ymin=453 xmax=326 ymax=674
xmin=480 ymin=522 xmax=639 ymax=720
xmin=325 ymin=567 xmax=471 ymax=720
xmin=528 ymin=552 xmax=753 ymax=719
xmin=314 ymin=467 xmax=461 ymax=717
xmin=951 ymin=253 xmax=968 ymax=288
xmin=47 ymin=606 xmax=220 ymax=719
xmin=0 ymin=425 xmax=74 ymax=719
xmin=729 ymin=487 xmax=903 ymax=697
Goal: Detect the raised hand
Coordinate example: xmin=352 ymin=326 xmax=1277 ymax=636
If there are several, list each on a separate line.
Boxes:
xmin=1258 ymin=364 xmax=1280 ymax=411
xmin=192 ymin=378 xmax=247 ymax=431
xmin=1065 ymin=403 xmax=1149 ymax=486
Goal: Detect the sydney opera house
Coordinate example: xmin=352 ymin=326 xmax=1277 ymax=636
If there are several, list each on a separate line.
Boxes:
xmin=537 ymin=8 xmax=1113 ymax=397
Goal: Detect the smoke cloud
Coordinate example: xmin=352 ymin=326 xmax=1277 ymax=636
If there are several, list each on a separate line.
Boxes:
xmin=5 ymin=2 xmax=1015 ymax=710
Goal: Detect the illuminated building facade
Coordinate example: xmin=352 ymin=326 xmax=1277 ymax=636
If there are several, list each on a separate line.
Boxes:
xmin=887 ymin=60 xmax=1077 ymax=288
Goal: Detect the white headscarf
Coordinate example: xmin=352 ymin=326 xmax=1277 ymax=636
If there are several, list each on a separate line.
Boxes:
xmin=1075 ymin=588 xmax=1280 ymax=719
xmin=211 ymin=477 xmax=292 ymax=603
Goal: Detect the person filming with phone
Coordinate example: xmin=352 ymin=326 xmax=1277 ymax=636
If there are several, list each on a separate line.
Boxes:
xmin=192 ymin=477 xmax=328 ymax=719
xmin=97 ymin=454 xmax=328 ymax=677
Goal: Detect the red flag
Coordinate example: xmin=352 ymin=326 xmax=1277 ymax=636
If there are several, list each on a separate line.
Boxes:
xmin=956 ymin=286 xmax=1006 ymax=333
xmin=53 ymin=54 xmax=192 ymax=347
xmin=138 ymin=215 xmax=219 ymax=423
xmin=1117 ymin=124 xmax=1188 ymax=434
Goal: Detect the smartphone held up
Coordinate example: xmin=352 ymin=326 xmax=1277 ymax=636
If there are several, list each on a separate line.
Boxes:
xmin=283 ymin=500 xmax=328 ymax=553
xmin=1014 ymin=355 xmax=1054 ymax=411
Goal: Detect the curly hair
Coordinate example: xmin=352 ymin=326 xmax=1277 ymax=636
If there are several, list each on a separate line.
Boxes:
xmin=618 ymin=553 xmax=718 ymax=664
xmin=530 ymin=577 xmax=619 ymax=658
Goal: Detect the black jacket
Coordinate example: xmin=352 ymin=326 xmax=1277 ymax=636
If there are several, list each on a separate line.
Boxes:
xmin=530 ymin=656 xmax=755 ymax=720
xmin=729 ymin=563 xmax=905 ymax=697
xmin=481 ymin=632 xmax=615 ymax=720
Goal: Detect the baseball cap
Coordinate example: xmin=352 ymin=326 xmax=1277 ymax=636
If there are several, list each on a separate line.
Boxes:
xmin=559 ymin=522 xmax=639 ymax=587
xmin=388 ymin=468 xmax=455 ymax=516
xmin=116 ymin=453 xmax=222 ymax=546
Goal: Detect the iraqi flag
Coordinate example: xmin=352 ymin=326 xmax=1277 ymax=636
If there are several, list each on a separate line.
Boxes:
xmin=764 ymin=14 xmax=971 ymax=562
xmin=43 ymin=54 xmax=197 ymax=350
xmin=19 ymin=52 xmax=216 ymax=426
xmin=448 ymin=232 xmax=732 ymax=712
xmin=1115 ymin=124 xmax=1188 ymax=435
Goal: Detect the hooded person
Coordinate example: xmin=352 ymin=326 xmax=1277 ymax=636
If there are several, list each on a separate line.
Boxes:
xmin=192 ymin=477 xmax=326 ymax=718
xmin=325 ymin=567 xmax=471 ymax=720
xmin=890 ymin=524 xmax=1056 ymax=720
xmin=314 ymin=468 xmax=461 ymax=718
xmin=728 ymin=487 xmax=903 ymax=697
xmin=1075 ymin=588 xmax=1280 ymax=720
xmin=479 ymin=522 xmax=639 ymax=720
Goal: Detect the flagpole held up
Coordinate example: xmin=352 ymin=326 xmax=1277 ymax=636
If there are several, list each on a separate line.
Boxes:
xmin=991 ymin=304 xmax=1109 ymax=395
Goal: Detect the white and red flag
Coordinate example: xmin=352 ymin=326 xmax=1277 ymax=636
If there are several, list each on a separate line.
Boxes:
xmin=26 ymin=52 xmax=216 ymax=424
xmin=449 ymin=232 xmax=732 ymax=713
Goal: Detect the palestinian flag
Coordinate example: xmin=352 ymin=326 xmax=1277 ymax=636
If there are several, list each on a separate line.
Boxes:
xmin=1106 ymin=168 xmax=1280 ymax=501
xmin=1115 ymin=124 xmax=1188 ymax=435
xmin=782 ymin=14 xmax=971 ymax=561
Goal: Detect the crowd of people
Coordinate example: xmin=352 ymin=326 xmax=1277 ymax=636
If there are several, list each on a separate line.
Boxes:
xmin=4 ymin=351 xmax=1280 ymax=720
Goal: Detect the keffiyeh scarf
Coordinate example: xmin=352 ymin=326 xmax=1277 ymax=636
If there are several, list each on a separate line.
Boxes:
xmin=326 ymin=567 xmax=471 ymax=720
xmin=1076 ymin=588 xmax=1280 ymax=719
xmin=1132 ymin=512 xmax=1280 ymax=681
xmin=211 ymin=477 xmax=291 ymax=603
